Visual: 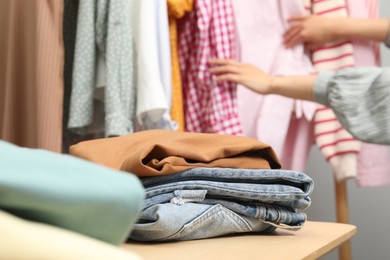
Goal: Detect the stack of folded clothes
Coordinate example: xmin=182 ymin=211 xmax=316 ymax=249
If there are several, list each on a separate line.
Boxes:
xmin=70 ymin=130 xmax=314 ymax=241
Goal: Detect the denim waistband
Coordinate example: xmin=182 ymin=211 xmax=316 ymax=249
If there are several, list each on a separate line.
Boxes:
xmin=144 ymin=189 xmax=311 ymax=211
xmin=141 ymin=168 xmax=314 ymax=192
xmin=144 ymin=180 xmax=311 ymax=209
xmin=143 ymin=190 xmax=308 ymax=224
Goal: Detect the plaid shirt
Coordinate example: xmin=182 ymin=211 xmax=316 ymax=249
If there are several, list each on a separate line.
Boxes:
xmin=178 ymin=0 xmax=243 ymax=135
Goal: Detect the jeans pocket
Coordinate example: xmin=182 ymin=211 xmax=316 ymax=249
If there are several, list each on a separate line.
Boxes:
xmin=163 ymin=204 xmax=252 ymax=241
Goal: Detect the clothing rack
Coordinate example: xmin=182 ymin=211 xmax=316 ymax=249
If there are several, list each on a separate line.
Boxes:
xmin=335 ymin=180 xmax=351 ymax=260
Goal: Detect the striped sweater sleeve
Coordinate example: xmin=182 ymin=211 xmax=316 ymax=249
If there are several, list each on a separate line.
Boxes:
xmin=310 ymin=0 xmax=360 ymax=181
xmin=314 ymin=67 xmax=390 ymax=145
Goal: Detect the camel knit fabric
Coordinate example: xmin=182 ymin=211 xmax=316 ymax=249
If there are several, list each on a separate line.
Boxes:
xmin=70 ymin=130 xmax=281 ymax=177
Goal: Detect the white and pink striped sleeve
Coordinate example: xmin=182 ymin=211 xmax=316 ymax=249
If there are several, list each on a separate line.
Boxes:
xmin=311 ymin=0 xmax=361 ymax=181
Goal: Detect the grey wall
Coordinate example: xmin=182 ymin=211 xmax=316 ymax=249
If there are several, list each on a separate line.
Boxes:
xmin=305 ymin=2 xmax=390 ymax=259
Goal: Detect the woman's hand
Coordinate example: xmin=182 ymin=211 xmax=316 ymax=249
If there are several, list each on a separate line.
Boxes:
xmin=209 ymin=59 xmax=317 ymax=101
xmin=208 ymin=59 xmax=274 ymax=94
xmin=284 ymin=16 xmax=390 ymax=49
xmin=283 ymin=15 xmax=339 ymax=50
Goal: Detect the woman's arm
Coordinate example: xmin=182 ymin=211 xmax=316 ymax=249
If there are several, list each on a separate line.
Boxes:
xmin=209 ymin=59 xmax=390 ymax=145
xmin=208 ymin=59 xmax=317 ymax=101
xmin=284 ymin=16 xmax=390 ymax=49
xmin=313 ymin=67 xmax=390 ymax=145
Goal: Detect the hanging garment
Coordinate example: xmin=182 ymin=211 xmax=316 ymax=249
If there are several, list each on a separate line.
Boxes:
xmin=74 ymin=0 xmax=174 ymax=133
xmin=62 ymin=0 xmax=81 ymax=152
xmin=134 ymin=0 xmax=175 ymax=131
xmin=156 ymin=0 xmax=172 ymax=119
xmin=0 ymin=210 xmax=141 ymax=260
xmin=364 ymin=0 xmax=381 ymax=65
xmin=68 ymin=0 xmax=135 ymax=137
xmin=347 ymin=0 xmax=390 ymax=187
xmin=178 ymin=0 xmax=243 ymax=135
xmin=232 ymin=0 xmax=317 ymax=171
xmin=309 ymin=0 xmax=361 ymax=182
xmin=70 ymin=129 xmax=281 ymax=177
xmin=280 ymin=115 xmax=314 ymax=171
xmin=0 ymin=0 xmax=64 ymax=152
xmin=130 ymin=168 xmax=313 ymax=241
xmin=347 ymin=0 xmax=380 ymax=67
xmin=0 ymin=140 xmax=144 ymax=245
xmin=167 ymin=0 xmax=194 ymax=131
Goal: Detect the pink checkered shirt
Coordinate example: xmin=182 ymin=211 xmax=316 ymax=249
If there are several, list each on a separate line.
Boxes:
xmin=178 ymin=0 xmax=243 ymax=135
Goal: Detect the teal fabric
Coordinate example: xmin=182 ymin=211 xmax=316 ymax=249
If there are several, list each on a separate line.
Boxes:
xmin=0 ymin=141 xmax=145 ymax=245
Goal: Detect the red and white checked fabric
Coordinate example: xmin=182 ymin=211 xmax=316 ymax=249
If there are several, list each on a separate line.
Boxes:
xmin=308 ymin=0 xmax=361 ymax=181
xmin=178 ymin=0 xmax=243 ymax=135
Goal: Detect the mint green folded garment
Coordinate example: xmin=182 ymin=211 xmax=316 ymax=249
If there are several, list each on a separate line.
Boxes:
xmin=0 ymin=141 xmax=145 ymax=245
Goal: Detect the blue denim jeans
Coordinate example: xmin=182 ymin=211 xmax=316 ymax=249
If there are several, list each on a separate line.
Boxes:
xmin=130 ymin=168 xmax=314 ymax=241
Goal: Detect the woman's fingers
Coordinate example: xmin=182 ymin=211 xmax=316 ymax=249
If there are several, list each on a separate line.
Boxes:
xmin=208 ymin=60 xmax=244 ymax=84
xmin=209 ymin=64 xmax=241 ymax=75
xmin=209 ymin=61 xmax=273 ymax=94
xmin=287 ymin=16 xmax=307 ymax=22
xmin=285 ymin=30 xmax=304 ymax=48
xmin=283 ymin=25 xmax=299 ymax=40
xmin=208 ymin=59 xmax=239 ymax=66
xmin=283 ymin=25 xmax=303 ymax=47
xmin=215 ymin=73 xmax=242 ymax=83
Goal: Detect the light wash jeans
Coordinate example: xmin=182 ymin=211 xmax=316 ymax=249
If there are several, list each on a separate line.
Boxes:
xmin=130 ymin=168 xmax=313 ymax=241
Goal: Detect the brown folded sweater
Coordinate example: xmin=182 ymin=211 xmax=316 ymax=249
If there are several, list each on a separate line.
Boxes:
xmin=70 ymin=130 xmax=281 ymax=177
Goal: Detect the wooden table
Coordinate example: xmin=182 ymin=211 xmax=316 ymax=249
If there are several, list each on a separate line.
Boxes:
xmin=123 ymin=221 xmax=356 ymax=260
